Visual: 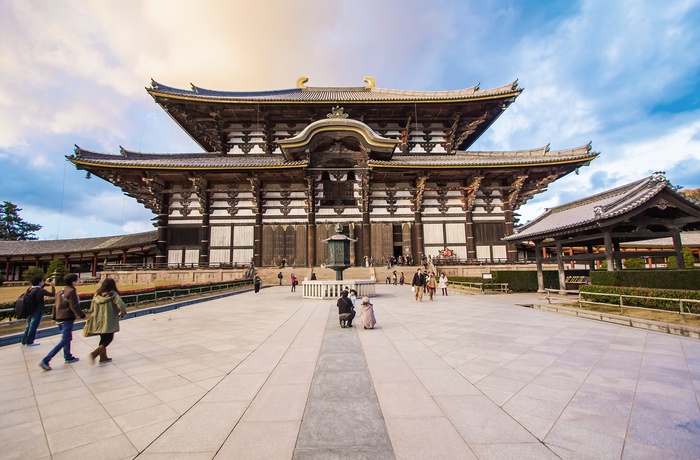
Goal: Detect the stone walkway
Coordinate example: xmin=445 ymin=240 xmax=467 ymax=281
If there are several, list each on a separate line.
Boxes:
xmin=1 ymin=285 xmax=699 ymax=459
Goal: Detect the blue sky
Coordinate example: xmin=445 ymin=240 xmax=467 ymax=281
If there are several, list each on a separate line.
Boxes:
xmin=1 ymin=0 xmax=699 ymax=239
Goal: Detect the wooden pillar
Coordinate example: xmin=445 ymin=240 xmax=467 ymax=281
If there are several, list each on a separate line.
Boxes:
xmin=360 ymin=173 xmax=371 ymax=264
xmin=306 ymin=176 xmax=316 ymax=267
xmin=535 ymin=240 xmax=545 ymax=293
xmin=587 ymin=245 xmax=594 ymax=271
xmin=672 ymin=229 xmax=685 ymax=269
xmin=603 ymin=231 xmax=614 ymax=271
xmin=411 ymin=177 xmax=427 ymax=262
xmin=122 ymin=250 xmax=128 ymax=265
xmin=199 ymin=190 xmax=210 ymax=267
xmin=503 ymin=202 xmax=517 ymax=262
xmin=465 ymin=211 xmax=476 ymax=261
xmin=556 ymin=241 xmax=567 ymax=293
xmin=250 ymin=178 xmax=263 ymax=268
xmin=155 ymin=194 xmax=169 ymax=268
xmin=91 ymin=253 xmax=98 ymax=277
xmin=613 ymin=241 xmax=622 ymax=271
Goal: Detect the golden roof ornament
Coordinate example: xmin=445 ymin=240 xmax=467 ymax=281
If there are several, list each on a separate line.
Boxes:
xmin=327 ymin=106 xmax=349 ymax=119
xmin=296 ymin=76 xmax=309 ymax=89
xmin=364 ymin=77 xmax=376 ymax=89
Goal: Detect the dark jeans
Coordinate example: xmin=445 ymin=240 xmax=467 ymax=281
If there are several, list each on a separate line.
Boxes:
xmin=21 ymin=309 xmax=44 ymax=345
xmin=339 ymin=311 xmax=356 ymax=327
xmin=99 ymin=333 xmax=114 ymax=348
xmin=43 ymin=320 xmax=75 ymax=363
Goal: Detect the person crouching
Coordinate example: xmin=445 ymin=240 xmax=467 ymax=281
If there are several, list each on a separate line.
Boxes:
xmin=360 ymin=297 xmax=376 ymax=329
xmin=337 ymin=290 xmax=355 ymax=328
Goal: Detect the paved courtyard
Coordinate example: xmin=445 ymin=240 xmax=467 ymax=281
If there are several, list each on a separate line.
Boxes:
xmin=1 ymin=285 xmax=699 ymax=459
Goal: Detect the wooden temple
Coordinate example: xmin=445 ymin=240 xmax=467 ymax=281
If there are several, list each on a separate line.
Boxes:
xmin=68 ymin=77 xmax=598 ymax=268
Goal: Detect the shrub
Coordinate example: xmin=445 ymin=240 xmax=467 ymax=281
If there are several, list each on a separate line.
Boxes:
xmin=22 ymin=266 xmax=44 ymax=283
xmin=0 ymin=273 xmax=4 ymax=286
xmin=46 ymin=259 xmax=68 ymax=285
xmin=668 ymin=248 xmax=697 ymax=269
xmin=590 ymin=269 xmax=700 ymax=290
xmin=580 ymin=284 xmax=700 ymax=313
xmin=623 ymin=258 xmax=645 ymax=269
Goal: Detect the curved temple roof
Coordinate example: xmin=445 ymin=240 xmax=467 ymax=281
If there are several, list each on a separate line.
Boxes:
xmin=147 ymin=79 xmax=522 ymax=104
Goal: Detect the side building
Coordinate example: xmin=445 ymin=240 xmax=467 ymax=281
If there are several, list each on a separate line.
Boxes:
xmin=68 ymin=78 xmax=598 ymax=268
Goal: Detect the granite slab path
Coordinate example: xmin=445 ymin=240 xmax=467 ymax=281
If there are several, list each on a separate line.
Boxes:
xmin=1 ymin=285 xmax=699 ymax=459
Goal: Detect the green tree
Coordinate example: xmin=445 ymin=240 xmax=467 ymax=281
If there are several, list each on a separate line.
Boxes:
xmin=623 ymin=258 xmax=646 ymax=269
xmin=0 ymin=201 xmax=42 ymax=240
xmin=46 ymin=259 xmax=68 ymax=285
xmin=22 ymin=266 xmax=45 ymax=283
xmin=668 ymin=248 xmax=697 ymax=269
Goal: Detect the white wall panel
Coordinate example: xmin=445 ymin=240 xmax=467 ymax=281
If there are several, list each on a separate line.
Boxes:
xmin=476 ymin=246 xmax=491 ymax=260
xmin=210 ymin=226 xmax=231 ymax=246
xmin=234 ymin=225 xmax=254 ymax=246
xmin=423 ymin=223 xmax=444 ymax=244
xmin=452 ymin=246 xmax=467 ymax=259
xmin=492 ymin=245 xmax=507 ymax=260
xmin=233 ymin=248 xmax=254 ymax=263
xmin=168 ymin=250 xmax=182 ymax=265
xmin=184 ymin=250 xmax=200 ymax=265
xmin=445 ymin=223 xmax=466 ymax=244
xmin=209 ymin=249 xmax=231 ymax=264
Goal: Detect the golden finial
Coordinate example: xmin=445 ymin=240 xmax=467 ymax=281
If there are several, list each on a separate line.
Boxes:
xmin=363 ymin=77 xmax=376 ymax=89
xmin=327 ymin=106 xmax=349 ymax=119
xmin=296 ymin=76 xmax=309 ymax=89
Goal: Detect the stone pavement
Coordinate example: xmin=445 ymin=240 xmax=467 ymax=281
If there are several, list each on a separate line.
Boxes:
xmin=2 ymin=285 xmax=700 ymax=459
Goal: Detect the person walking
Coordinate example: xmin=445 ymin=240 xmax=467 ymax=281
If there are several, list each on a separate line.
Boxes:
xmin=254 ymin=275 xmax=262 ymax=293
xmin=84 ymin=278 xmax=127 ymax=365
xmin=360 ymin=297 xmax=376 ymax=329
xmin=290 ymin=273 xmax=297 ymax=292
xmin=21 ymin=275 xmax=55 ymax=347
xmin=400 ymin=272 xmax=405 ymax=286
xmin=426 ymin=272 xmax=437 ymax=301
xmin=439 ymin=272 xmax=449 ymax=296
xmin=411 ymin=268 xmax=426 ymax=302
xmin=277 ymin=272 xmax=283 ymax=285
xmin=39 ymin=273 xmax=85 ymax=370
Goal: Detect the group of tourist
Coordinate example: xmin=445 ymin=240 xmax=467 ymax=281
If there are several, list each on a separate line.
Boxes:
xmin=20 ymin=273 xmax=128 ymax=371
xmin=336 ymin=287 xmax=376 ymax=329
xmin=411 ymin=268 xmax=448 ymax=301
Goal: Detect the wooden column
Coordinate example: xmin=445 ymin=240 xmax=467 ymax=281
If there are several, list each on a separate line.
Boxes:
xmin=535 ymin=240 xmax=545 ymax=293
xmin=672 ymin=229 xmax=685 ymax=269
xmin=465 ymin=211 xmax=476 ymax=261
xmin=199 ymin=190 xmax=211 ymax=267
xmin=502 ymin=202 xmax=517 ymax=262
xmin=305 ymin=176 xmax=316 ymax=267
xmin=91 ymin=253 xmax=98 ymax=277
xmin=249 ymin=178 xmax=263 ymax=268
xmin=603 ymin=231 xmax=615 ymax=271
xmin=155 ymin=194 xmax=169 ymax=268
xmin=613 ymin=241 xmax=622 ymax=271
xmin=587 ymin=245 xmax=595 ymax=271
xmin=360 ymin=173 xmax=371 ymax=263
xmin=556 ymin=241 xmax=567 ymax=293
xmin=411 ymin=176 xmax=427 ymax=262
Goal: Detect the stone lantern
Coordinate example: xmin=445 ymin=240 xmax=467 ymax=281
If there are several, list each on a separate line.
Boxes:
xmin=323 ymin=224 xmax=356 ymax=280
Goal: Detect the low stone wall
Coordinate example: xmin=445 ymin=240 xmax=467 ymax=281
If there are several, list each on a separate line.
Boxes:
xmin=102 ymin=269 xmax=248 ymax=285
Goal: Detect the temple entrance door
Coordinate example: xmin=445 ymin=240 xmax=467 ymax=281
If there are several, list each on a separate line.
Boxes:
xmin=393 ymin=224 xmax=403 ymax=258
xmin=262 ymin=224 xmax=306 ymax=267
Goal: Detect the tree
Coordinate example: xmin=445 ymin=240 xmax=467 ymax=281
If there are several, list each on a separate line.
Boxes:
xmin=22 ymin=266 xmax=45 ymax=283
xmin=0 ymin=202 xmax=42 ymax=240
xmin=623 ymin=257 xmax=646 ymax=269
xmin=668 ymin=248 xmax=697 ymax=269
xmin=680 ymin=188 xmax=700 ymax=202
xmin=46 ymin=259 xmax=68 ymax=285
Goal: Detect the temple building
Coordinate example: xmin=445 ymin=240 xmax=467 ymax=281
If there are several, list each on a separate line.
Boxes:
xmin=68 ymin=77 xmax=598 ymax=268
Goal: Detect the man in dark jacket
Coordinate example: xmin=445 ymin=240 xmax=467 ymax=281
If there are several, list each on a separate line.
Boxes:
xmin=39 ymin=273 xmax=86 ymax=370
xmin=21 ymin=275 xmax=55 ymax=347
xmin=337 ymin=290 xmax=355 ymax=328
xmin=412 ymin=268 xmax=426 ymax=302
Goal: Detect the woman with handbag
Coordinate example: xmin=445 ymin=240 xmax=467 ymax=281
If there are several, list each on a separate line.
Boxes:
xmin=84 ymin=278 xmax=126 ymax=365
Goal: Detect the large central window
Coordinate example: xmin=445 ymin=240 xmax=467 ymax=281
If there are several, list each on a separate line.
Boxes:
xmin=320 ymin=171 xmax=356 ymax=206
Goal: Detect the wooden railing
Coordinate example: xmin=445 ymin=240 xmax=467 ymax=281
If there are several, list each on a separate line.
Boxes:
xmin=545 ymin=288 xmax=700 ymax=315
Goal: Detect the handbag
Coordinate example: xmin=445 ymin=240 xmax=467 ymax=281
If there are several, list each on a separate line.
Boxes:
xmin=411 ymin=286 xmax=415 ymax=292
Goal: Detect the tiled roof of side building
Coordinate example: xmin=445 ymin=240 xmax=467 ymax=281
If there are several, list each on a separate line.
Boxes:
xmin=620 ymin=231 xmax=700 ymax=247
xmin=0 ymin=231 xmax=157 ymax=257
xmin=504 ymin=173 xmax=700 ymax=242
xmin=147 ymin=80 xmax=522 ymax=103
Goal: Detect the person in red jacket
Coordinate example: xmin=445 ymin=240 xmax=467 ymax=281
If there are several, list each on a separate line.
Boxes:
xmin=39 ymin=273 xmax=86 ymax=370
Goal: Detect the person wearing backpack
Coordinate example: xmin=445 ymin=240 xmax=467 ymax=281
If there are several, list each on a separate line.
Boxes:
xmin=21 ymin=275 xmax=55 ymax=347
xmin=39 ymin=273 xmax=85 ymax=370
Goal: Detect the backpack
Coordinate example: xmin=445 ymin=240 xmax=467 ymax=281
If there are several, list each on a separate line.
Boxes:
xmin=15 ymin=287 xmax=39 ymax=319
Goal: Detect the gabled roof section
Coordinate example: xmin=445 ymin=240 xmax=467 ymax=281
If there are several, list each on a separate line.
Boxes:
xmin=147 ymin=79 xmax=522 ymax=103
xmin=504 ymin=172 xmax=700 ymax=242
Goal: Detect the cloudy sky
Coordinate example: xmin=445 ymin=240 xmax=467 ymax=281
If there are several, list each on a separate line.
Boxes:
xmin=2 ymin=0 xmax=699 ymax=240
